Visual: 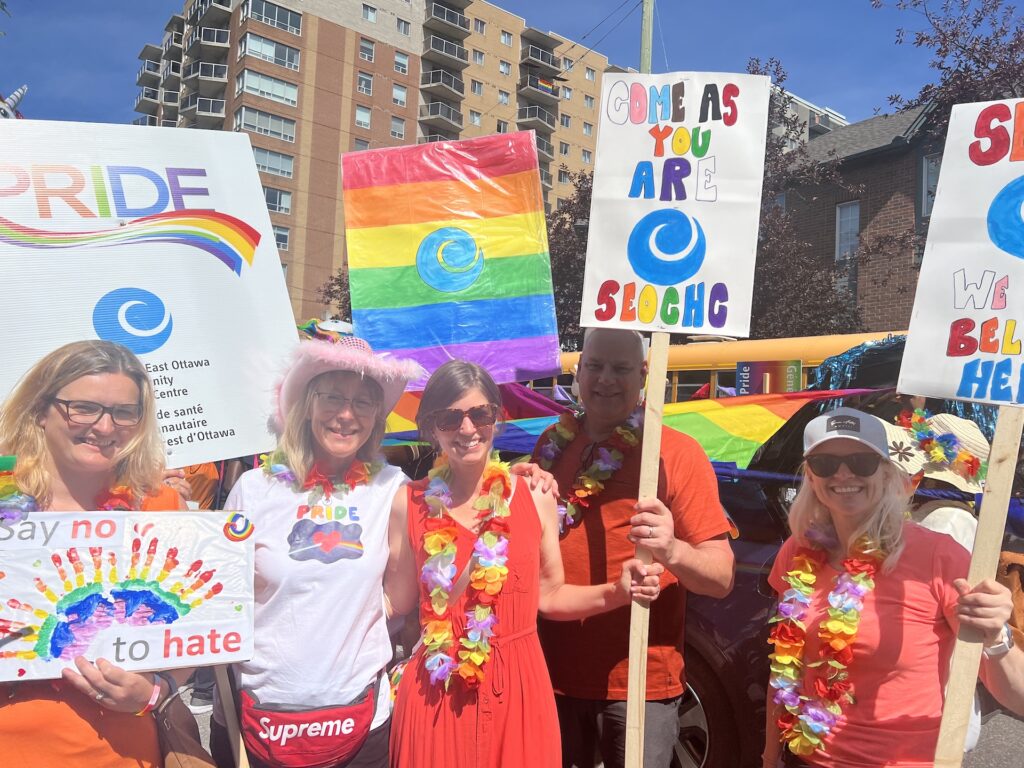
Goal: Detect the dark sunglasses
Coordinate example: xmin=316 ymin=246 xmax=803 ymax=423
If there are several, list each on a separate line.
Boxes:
xmin=805 ymin=452 xmax=883 ymax=478
xmin=431 ymin=403 xmax=501 ymax=432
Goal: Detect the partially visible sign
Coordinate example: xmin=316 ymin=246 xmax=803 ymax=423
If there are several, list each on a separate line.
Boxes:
xmin=736 ymin=360 xmax=802 ymax=395
xmin=0 ymin=511 xmax=254 ymax=681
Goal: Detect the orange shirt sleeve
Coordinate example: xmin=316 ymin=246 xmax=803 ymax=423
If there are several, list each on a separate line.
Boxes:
xmin=140 ymin=484 xmax=185 ymax=511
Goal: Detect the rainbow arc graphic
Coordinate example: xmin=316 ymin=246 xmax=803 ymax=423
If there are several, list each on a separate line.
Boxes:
xmin=342 ymin=132 xmax=560 ymax=386
xmin=0 ymin=536 xmax=222 ymax=662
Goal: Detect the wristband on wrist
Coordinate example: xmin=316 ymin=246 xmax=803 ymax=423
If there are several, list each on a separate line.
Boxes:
xmin=134 ymin=681 xmax=162 ymax=717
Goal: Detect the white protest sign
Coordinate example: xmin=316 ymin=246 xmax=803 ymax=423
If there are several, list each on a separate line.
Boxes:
xmin=579 ymin=72 xmax=769 ymax=337
xmin=0 ymin=120 xmax=298 ymax=466
xmin=899 ymin=98 xmax=1024 ymax=405
xmin=0 ymin=510 xmax=254 ymax=681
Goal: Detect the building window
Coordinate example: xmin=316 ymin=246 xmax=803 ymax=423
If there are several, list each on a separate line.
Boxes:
xmin=273 ymin=225 xmax=289 ymax=251
xmin=357 ymin=71 xmax=373 ymax=96
xmin=392 ymin=83 xmax=407 ymax=107
xmin=234 ymin=106 xmax=296 ymax=142
xmin=253 ymin=147 xmax=294 ymax=178
xmin=496 ymin=119 xmax=508 ymax=133
xmin=498 ymin=90 xmax=509 ymax=105
xmin=559 ymin=141 xmax=570 ymax=156
xmin=583 ymin=121 xmax=593 ymax=136
xmin=471 ymin=80 xmax=483 ymax=96
xmin=472 ymin=50 xmax=484 ymax=65
xmin=353 ymin=138 xmax=370 ymax=151
xmin=355 ymin=105 xmax=371 ymax=129
xmin=560 ymin=113 xmax=571 ymax=128
xmin=582 ymin=149 xmax=592 ymax=164
xmin=835 ymin=201 xmax=860 ymax=261
xmin=237 ymin=69 xmax=298 ymax=106
xmin=264 ymin=186 xmax=292 ymax=214
xmin=362 ymin=4 xmax=376 ymax=22
xmin=470 ymin=110 xmax=481 ymax=126
xmin=584 ymin=94 xmax=594 ymax=109
xmin=394 ymin=51 xmax=409 ymax=74
xmin=243 ymin=0 xmax=301 ymax=35
xmin=359 ymin=38 xmax=374 ymax=62
xmin=499 ymin=60 xmax=511 ymax=76
xmin=558 ymin=169 xmax=571 ymax=184
xmin=563 ymin=58 xmax=574 ymax=71
xmin=585 ymin=66 xmax=596 ymax=81
xmin=474 ymin=18 xmax=486 ymax=33
xmin=563 ymin=86 xmax=572 ymax=100
xmin=397 ymin=18 xmax=410 ymax=35
xmin=500 ymin=30 xmax=512 ymax=46
xmin=239 ymin=32 xmax=300 ymax=70
xmin=390 ymin=116 xmax=405 ymax=139
xmin=922 ymin=153 xmax=941 ymax=218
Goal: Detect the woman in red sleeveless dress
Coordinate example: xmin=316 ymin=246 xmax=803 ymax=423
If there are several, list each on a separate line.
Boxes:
xmin=387 ymin=361 xmax=662 ymax=768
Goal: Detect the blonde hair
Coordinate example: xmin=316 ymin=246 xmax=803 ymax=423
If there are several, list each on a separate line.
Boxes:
xmin=787 ymin=459 xmax=910 ymax=571
xmin=272 ymin=370 xmax=385 ymax=480
xmin=0 ymin=341 xmax=165 ymax=507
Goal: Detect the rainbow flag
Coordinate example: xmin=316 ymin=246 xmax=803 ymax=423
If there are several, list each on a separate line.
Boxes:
xmin=341 ymin=132 xmax=560 ymax=388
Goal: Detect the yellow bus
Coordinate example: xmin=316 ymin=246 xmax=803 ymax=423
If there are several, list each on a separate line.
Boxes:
xmin=548 ymin=331 xmax=904 ymax=403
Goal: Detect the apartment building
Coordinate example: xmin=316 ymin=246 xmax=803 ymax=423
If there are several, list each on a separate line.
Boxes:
xmin=132 ymin=0 xmax=612 ymax=319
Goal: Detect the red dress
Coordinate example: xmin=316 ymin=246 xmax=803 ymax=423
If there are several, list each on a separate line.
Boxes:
xmin=390 ymin=479 xmax=561 ymax=768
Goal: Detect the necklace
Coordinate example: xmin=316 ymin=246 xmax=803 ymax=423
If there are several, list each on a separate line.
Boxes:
xmin=419 ymin=452 xmax=511 ymax=689
xmin=0 ymin=470 xmax=138 ymax=519
xmin=260 ymin=453 xmax=381 ymax=505
xmin=536 ymin=408 xmax=642 ymax=533
xmin=768 ymin=539 xmax=881 ymax=758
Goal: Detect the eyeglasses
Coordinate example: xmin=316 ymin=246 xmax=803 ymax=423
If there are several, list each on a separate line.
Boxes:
xmin=52 ymin=398 xmax=143 ymax=427
xmin=430 ymin=403 xmax=501 ymax=432
xmin=314 ymin=392 xmax=378 ymax=417
xmin=805 ymin=452 xmax=883 ymax=478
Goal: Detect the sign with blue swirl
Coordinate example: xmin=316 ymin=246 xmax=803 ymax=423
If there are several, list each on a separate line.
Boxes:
xmin=579 ymin=72 xmax=770 ymax=337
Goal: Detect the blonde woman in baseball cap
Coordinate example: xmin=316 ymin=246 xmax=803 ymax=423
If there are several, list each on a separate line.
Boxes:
xmin=762 ymin=407 xmax=1024 ymax=768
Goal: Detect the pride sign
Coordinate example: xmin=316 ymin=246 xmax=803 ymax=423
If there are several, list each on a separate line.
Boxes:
xmin=341 ymin=132 xmax=560 ymax=386
xmin=900 ymin=98 xmax=1024 ymax=407
xmin=580 ymin=72 xmax=769 ymax=337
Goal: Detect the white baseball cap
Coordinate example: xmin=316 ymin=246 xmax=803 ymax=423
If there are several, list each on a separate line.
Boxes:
xmin=803 ymin=407 xmax=890 ymax=459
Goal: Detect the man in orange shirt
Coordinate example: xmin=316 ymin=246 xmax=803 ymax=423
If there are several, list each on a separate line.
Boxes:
xmin=534 ymin=328 xmax=735 ymax=768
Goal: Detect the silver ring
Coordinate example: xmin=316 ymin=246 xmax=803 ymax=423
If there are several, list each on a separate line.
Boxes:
xmin=95 ymin=692 xmax=105 ymax=701
xmin=647 ymin=525 xmax=654 ymax=539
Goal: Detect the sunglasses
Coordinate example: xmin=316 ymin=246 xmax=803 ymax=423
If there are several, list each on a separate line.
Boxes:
xmin=805 ymin=452 xmax=883 ymax=478
xmin=431 ymin=403 xmax=501 ymax=432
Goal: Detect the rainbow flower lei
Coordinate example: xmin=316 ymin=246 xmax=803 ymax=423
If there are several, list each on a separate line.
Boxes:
xmin=536 ymin=408 xmax=642 ymax=534
xmin=768 ymin=539 xmax=882 ymax=757
xmin=260 ymin=453 xmax=382 ymax=504
xmin=0 ymin=470 xmax=139 ymax=518
xmin=896 ymin=409 xmax=984 ymax=481
xmin=419 ymin=452 xmax=512 ymax=689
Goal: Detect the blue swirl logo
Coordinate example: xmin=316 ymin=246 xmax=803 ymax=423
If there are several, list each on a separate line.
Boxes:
xmin=988 ymin=175 xmax=1024 ymax=261
xmin=92 ymin=288 xmax=173 ymax=355
xmin=415 ymin=226 xmax=484 ymax=293
xmin=627 ymin=209 xmax=707 ymax=286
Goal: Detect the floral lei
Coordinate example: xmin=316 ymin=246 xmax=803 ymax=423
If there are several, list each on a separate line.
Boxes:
xmin=0 ymin=469 xmax=141 ymax=522
xmin=895 ymin=408 xmax=984 ymax=481
xmin=536 ymin=408 xmax=642 ymax=533
xmin=768 ymin=538 xmax=882 ymax=757
xmin=419 ymin=452 xmax=512 ymax=689
xmin=260 ymin=453 xmax=382 ymax=504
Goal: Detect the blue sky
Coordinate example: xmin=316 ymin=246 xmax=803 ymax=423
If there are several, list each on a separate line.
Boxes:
xmin=0 ymin=0 xmax=936 ymax=125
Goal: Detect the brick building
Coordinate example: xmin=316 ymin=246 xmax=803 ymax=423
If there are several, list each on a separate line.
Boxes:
xmin=787 ymin=105 xmax=940 ymax=332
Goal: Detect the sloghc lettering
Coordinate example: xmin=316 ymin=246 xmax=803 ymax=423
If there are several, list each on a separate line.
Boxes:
xmin=257 ymin=716 xmax=356 ymax=745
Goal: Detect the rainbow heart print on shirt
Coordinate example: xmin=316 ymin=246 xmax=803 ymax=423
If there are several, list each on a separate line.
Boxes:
xmin=341 ymin=132 xmax=561 ymax=387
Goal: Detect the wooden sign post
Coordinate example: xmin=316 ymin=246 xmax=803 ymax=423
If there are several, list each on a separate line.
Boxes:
xmin=933 ymin=406 xmax=1024 ymax=766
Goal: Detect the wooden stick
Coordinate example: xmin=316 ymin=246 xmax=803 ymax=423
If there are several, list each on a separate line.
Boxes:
xmin=625 ymin=330 xmax=670 ymax=767
xmin=934 ymin=405 xmax=1024 ymax=767
xmin=214 ymin=665 xmax=251 ymax=768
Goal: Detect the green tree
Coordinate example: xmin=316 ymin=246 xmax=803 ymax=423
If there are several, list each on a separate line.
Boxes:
xmin=544 ymin=168 xmax=591 ymax=351
xmin=317 ymin=261 xmax=351 ymax=322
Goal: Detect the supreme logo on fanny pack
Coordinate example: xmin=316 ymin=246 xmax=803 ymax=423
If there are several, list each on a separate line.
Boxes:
xmin=258 ymin=714 xmax=360 ymax=745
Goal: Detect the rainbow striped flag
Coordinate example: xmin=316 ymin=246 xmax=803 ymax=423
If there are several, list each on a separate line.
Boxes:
xmin=341 ymin=132 xmax=560 ymax=388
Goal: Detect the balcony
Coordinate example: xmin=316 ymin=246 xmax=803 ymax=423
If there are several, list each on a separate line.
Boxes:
xmin=521 ymin=44 xmax=560 ymax=76
xmin=136 ymin=60 xmax=160 ymax=87
xmin=423 ymin=35 xmax=469 ymax=70
xmin=185 ymin=27 xmax=230 ymax=58
xmin=535 ymin=134 xmax=554 ymax=160
xmin=417 ymin=133 xmax=454 ymax=144
xmin=132 ymin=115 xmax=159 ymax=127
xmin=181 ymin=93 xmax=226 ymax=126
xmin=139 ymin=42 xmax=162 ymax=62
xmin=420 ymin=68 xmax=464 ymax=100
xmin=161 ymin=89 xmax=180 ymax=107
xmin=540 ymin=168 xmax=553 ymax=188
xmin=517 ymin=104 xmax=556 ymax=132
xmin=134 ymin=86 xmax=160 ymax=114
xmin=162 ymin=31 xmax=183 ymax=56
xmin=161 ymin=59 xmax=182 ymax=87
xmin=190 ymin=0 xmax=231 ymax=25
xmin=419 ymin=101 xmax=463 ymax=130
xmin=518 ymin=74 xmax=559 ymax=105
xmin=183 ymin=61 xmax=228 ymax=96
xmin=424 ymin=3 xmax=470 ymax=39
